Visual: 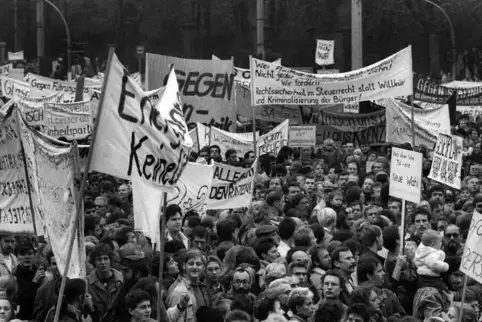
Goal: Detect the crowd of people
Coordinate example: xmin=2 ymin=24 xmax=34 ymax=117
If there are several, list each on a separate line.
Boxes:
xmin=0 ymin=121 xmax=481 ymax=322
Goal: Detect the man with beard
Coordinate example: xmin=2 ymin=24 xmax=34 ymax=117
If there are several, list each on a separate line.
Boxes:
xmin=331 ymin=246 xmax=357 ymax=305
xmin=0 ymin=234 xmax=17 ymax=277
xmin=14 ymin=242 xmax=45 ymax=320
xmin=213 ymin=267 xmax=257 ymax=313
xmin=444 ymin=225 xmax=463 ymax=257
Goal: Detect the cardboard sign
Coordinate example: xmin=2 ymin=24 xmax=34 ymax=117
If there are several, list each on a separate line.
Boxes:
xmin=289 ymin=125 xmax=316 ymax=147
xmin=389 ymin=147 xmax=422 ymax=204
xmin=343 ymin=102 xmax=359 ymax=114
xmin=42 ymin=101 xmax=93 ymax=140
xmin=315 ymin=40 xmax=335 ymax=66
xmin=251 ymin=46 xmax=413 ymax=106
xmin=461 ymin=210 xmax=482 ymax=285
xmin=256 ymin=120 xmax=289 ymax=155
xmin=428 ymin=133 xmax=463 ymax=189
xmin=90 ymin=53 xmax=192 ymax=191
xmin=8 ymin=51 xmax=24 ymax=61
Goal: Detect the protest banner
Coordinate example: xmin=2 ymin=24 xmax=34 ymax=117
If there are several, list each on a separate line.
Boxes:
xmin=235 ymin=83 xmax=301 ymax=123
xmin=235 ymin=131 xmax=259 ymax=141
xmin=42 ymin=101 xmax=93 ymax=140
xmin=442 ymin=81 xmax=482 ymax=93
xmin=90 ymin=53 xmax=193 ymax=191
xmin=146 ymin=53 xmax=236 ymax=131
xmin=299 ymin=106 xmax=385 ymax=145
xmin=132 ymin=178 xmax=163 ymax=244
xmin=196 ymin=122 xmax=210 ymax=148
xmin=428 ymin=133 xmax=463 ymax=189
xmin=8 ymin=51 xmax=24 ymax=61
xmin=460 ymin=210 xmax=482 ymax=284
xmin=1 ymin=76 xmax=30 ymax=98
xmin=207 ymin=159 xmax=257 ymax=209
xmin=250 ymin=46 xmax=413 ymax=106
xmin=190 ymin=128 xmax=199 ymax=152
xmin=0 ymin=64 xmax=12 ymax=76
xmin=14 ymin=92 xmax=64 ymax=127
xmin=384 ymin=98 xmax=450 ymax=147
xmin=317 ymin=69 xmax=340 ymax=74
xmin=23 ymin=73 xmax=101 ymax=103
xmin=19 ymin=113 xmax=85 ymax=278
xmin=257 ymin=120 xmax=289 ymax=155
xmin=315 ymin=40 xmax=335 ymax=65
xmin=289 ymin=125 xmax=316 ymax=148
xmin=0 ymin=109 xmax=35 ymax=235
xmin=413 ymin=75 xmax=482 ymax=105
xmin=167 ymin=162 xmax=214 ymax=216
xmin=389 ymin=147 xmax=422 ymax=204
xmin=210 ymin=126 xmax=253 ymax=159
xmin=343 ymin=102 xmax=359 ymax=113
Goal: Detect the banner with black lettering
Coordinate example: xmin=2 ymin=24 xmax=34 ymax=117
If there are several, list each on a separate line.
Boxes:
xmin=207 ymin=159 xmax=257 ymax=209
xmin=413 ymin=74 xmax=482 ymax=105
xmin=90 ymin=53 xmax=192 ymax=191
xmin=460 ymin=210 xmax=482 ymax=285
xmin=384 ymin=98 xmax=450 ymax=147
xmin=428 ymin=133 xmax=463 ymax=189
xmin=0 ymin=64 xmax=12 ymax=76
xmin=1 ymin=76 xmax=30 ymax=99
xmin=18 ymin=112 xmax=86 ymax=277
xmin=42 ymin=101 xmax=93 ymax=140
xmin=257 ymin=120 xmax=289 ymax=155
xmin=0 ymin=109 xmax=35 ymax=234
xmin=315 ymin=40 xmax=335 ymax=66
xmin=299 ymin=106 xmax=385 ymax=145
xmin=14 ymin=92 xmax=64 ymax=127
xmin=210 ymin=126 xmax=253 ymax=159
xmin=146 ymin=54 xmax=236 ymax=131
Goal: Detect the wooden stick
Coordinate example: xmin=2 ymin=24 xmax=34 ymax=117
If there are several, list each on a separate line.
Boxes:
xmin=18 ymin=136 xmax=38 ymax=237
xmin=53 ymin=47 xmax=115 ymax=322
xmin=458 ymin=275 xmax=468 ymax=322
xmin=157 ymin=192 xmax=168 ymax=322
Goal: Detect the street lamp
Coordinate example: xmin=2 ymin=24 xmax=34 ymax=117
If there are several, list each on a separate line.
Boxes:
xmin=420 ymin=0 xmax=456 ymax=80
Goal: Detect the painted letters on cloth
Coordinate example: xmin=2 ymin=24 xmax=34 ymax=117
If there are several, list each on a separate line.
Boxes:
xmin=384 ymin=98 xmax=450 ymax=147
xmin=250 ymin=46 xmax=413 ymax=106
xmin=24 ymin=73 xmax=101 ymax=103
xmin=0 ymin=110 xmax=34 ymax=234
xmin=190 ymin=128 xmax=199 ymax=152
xmin=19 ymin=115 xmax=86 ymax=278
xmin=167 ymin=162 xmax=214 ymax=216
xmin=14 ymin=92 xmax=64 ymax=127
xmin=0 ymin=64 xmax=12 ymax=76
xmin=289 ymin=125 xmax=316 ymax=147
xmin=90 ymin=53 xmax=192 ymax=191
xmin=389 ymin=147 xmax=422 ymax=204
xmin=146 ymin=53 xmax=236 ymax=131
xmin=461 ymin=210 xmax=482 ymax=285
xmin=210 ymin=126 xmax=253 ymax=158
xmin=257 ymin=120 xmax=289 ymax=155
xmin=299 ymin=106 xmax=385 ymax=145
xmin=315 ymin=40 xmax=335 ymax=66
xmin=413 ymin=75 xmax=482 ymax=105
xmin=42 ymin=101 xmax=93 ymax=140
xmin=428 ymin=133 xmax=463 ymax=189
xmin=235 ymin=83 xmax=301 ymax=123
xmin=207 ymin=159 xmax=257 ymax=209
xmin=1 ymin=77 xmax=30 ymax=99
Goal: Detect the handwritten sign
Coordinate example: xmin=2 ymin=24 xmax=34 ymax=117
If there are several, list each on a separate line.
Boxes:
xmin=343 ymin=102 xmax=359 ymax=114
xmin=14 ymin=92 xmax=64 ymax=127
xmin=146 ymin=53 xmax=236 ymax=131
xmin=8 ymin=51 xmax=24 ymax=61
xmin=210 ymin=126 xmax=253 ymax=159
xmin=461 ymin=210 xmax=482 ymax=284
xmin=90 ymin=53 xmax=193 ymax=191
xmin=1 ymin=76 xmax=30 ymax=99
xmin=315 ymin=40 xmax=335 ymax=66
xmin=289 ymin=125 xmax=316 ymax=148
xmin=257 ymin=120 xmax=289 ymax=155
xmin=0 ymin=64 xmax=12 ymax=76
xmin=42 ymin=101 xmax=93 ymax=140
xmin=428 ymin=133 xmax=463 ymax=189
xmin=389 ymin=147 xmax=422 ymax=204
xmin=250 ymin=46 xmax=413 ymax=106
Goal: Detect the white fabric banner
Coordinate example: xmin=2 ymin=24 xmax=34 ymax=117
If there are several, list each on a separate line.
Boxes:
xmin=0 ymin=110 xmax=35 ymax=234
xmin=196 ymin=122 xmax=210 ymax=149
xmin=132 ymin=177 xmax=163 ymax=243
xmin=460 ymin=210 xmax=482 ymax=285
xmin=0 ymin=64 xmax=12 ymax=76
xmin=207 ymin=159 xmax=257 ymax=209
xmin=42 ymin=101 xmax=93 ymax=140
xmin=256 ymin=120 xmax=289 ymax=155
xmin=315 ymin=40 xmax=335 ymax=66
xmin=146 ymin=54 xmax=236 ymax=131
xmin=167 ymin=162 xmax=214 ymax=216
xmin=14 ymin=92 xmax=64 ymax=127
xmin=384 ymin=98 xmax=450 ymax=147
xmin=19 ymin=114 xmax=85 ymax=278
xmin=24 ymin=73 xmax=101 ymax=103
xmin=1 ymin=76 xmax=30 ymax=99
xmin=288 ymin=125 xmax=316 ymax=147
xmin=389 ymin=147 xmax=422 ymax=204
xmin=251 ymin=46 xmax=413 ymax=106
xmin=8 ymin=51 xmax=24 ymax=61
xmin=428 ymin=133 xmax=463 ymax=189
xmin=190 ymin=128 xmax=199 ymax=152
xmin=90 ymin=53 xmax=192 ymax=191
xmin=210 ymin=127 xmax=253 ymax=159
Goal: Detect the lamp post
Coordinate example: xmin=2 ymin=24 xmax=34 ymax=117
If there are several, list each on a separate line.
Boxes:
xmin=40 ymin=0 xmax=71 ymax=78
xmin=421 ymin=0 xmax=456 ymax=80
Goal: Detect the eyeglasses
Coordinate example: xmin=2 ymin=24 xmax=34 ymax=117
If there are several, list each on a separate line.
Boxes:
xmin=445 ymin=233 xmax=460 ymax=239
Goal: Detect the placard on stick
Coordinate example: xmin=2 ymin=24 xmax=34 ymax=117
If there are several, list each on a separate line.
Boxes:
xmin=460 ymin=210 xmax=482 ymax=284
xmin=288 ymin=125 xmax=316 ymax=148
xmin=389 ymin=147 xmax=422 ymax=204
xmin=428 ymin=133 xmax=463 ymax=190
